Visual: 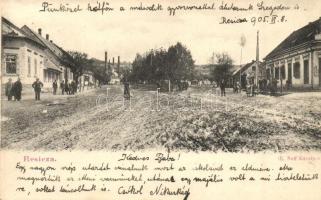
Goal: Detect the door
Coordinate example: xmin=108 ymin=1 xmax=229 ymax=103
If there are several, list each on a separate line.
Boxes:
xmin=304 ymin=60 xmax=309 ymax=84
xmin=287 ymin=63 xmax=292 ymax=83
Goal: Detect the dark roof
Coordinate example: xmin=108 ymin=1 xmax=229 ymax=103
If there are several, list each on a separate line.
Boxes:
xmin=265 ymin=17 xmax=321 ymax=60
xmin=21 ymin=25 xmax=75 ymax=68
xmin=2 ymin=17 xmax=45 ymax=48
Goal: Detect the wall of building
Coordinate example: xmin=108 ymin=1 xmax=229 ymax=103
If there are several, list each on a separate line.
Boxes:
xmin=265 ymin=49 xmax=318 ymax=88
xmin=313 ymin=51 xmax=321 ymax=87
xmin=2 ymin=39 xmax=44 ymax=85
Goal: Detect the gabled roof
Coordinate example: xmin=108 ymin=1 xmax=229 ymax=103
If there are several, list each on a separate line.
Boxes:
xmin=232 ymin=60 xmax=262 ymax=76
xmin=21 ymin=25 xmax=75 ymax=68
xmin=2 ymin=17 xmax=45 ymax=48
xmin=264 ymin=17 xmax=321 ymax=60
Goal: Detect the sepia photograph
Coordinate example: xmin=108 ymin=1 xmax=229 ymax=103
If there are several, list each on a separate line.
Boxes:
xmin=1 ymin=0 xmax=321 ymax=153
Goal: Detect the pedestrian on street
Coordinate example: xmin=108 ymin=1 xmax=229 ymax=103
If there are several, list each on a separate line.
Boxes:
xmin=12 ymin=78 xmax=22 ymax=101
xmin=70 ymin=80 xmax=76 ymax=95
xmin=32 ymin=78 xmax=43 ymax=101
xmin=5 ymin=78 xmax=13 ymax=101
xmin=219 ymin=79 xmax=226 ymax=97
xmin=60 ymin=80 xmax=65 ymax=95
xmin=52 ymin=80 xmax=58 ymax=95
xmin=65 ymin=81 xmax=70 ymax=95
xmin=124 ymin=80 xmax=130 ymax=100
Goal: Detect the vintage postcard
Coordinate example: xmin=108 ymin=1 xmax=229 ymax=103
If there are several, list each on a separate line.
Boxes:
xmin=0 ymin=0 xmax=320 ymax=199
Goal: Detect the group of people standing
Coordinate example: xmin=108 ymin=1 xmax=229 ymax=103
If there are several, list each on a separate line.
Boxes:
xmin=57 ymin=80 xmax=77 ymax=95
xmin=5 ymin=78 xmax=22 ymax=101
xmin=4 ymin=78 xmax=79 ymax=102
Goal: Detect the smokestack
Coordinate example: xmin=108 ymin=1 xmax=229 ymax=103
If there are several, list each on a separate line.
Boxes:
xmin=117 ymin=56 xmax=120 ymax=76
xmin=46 ymin=34 xmax=49 ymax=40
xmin=112 ymin=57 xmax=114 ymax=65
xmin=38 ymin=28 xmax=42 ymax=35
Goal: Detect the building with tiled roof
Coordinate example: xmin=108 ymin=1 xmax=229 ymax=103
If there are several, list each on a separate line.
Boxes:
xmin=1 ymin=17 xmax=75 ymax=91
xmin=264 ymin=17 xmax=321 ymax=89
xmin=1 ymin=17 xmax=46 ymax=85
xmin=21 ymin=25 xmax=74 ymax=87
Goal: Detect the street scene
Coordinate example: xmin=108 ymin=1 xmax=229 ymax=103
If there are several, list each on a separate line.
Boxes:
xmin=1 ymin=85 xmax=321 ymax=151
xmin=1 ymin=6 xmax=321 ymax=152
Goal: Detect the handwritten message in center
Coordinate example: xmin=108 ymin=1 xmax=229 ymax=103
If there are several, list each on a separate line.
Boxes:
xmin=2 ymin=152 xmax=318 ymax=200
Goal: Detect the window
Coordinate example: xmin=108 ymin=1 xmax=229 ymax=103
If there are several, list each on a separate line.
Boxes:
xmin=28 ymin=56 xmax=31 ymax=77
xmin=293 ymin=62 xmax=300 ymax=79
xmin=275 ymin=67 xmax=280 ymax=79
xmin=34 ymin=58 xmax=37 ymax=76
xmin=280 ymin=65 xmax=285 ymax=79
xmin=5 ymin=54 xmax=17 ymax=74
xmin=304 ymin=59 xmax=309 ymax=84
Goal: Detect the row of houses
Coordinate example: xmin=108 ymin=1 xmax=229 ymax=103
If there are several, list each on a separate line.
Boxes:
xmin=232 ymin=17 xmax=321 ymax=90
xmin=1 ymin=17 xmax=98 ymax=92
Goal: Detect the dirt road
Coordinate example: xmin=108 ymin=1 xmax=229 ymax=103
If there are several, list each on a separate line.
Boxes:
xmin=1 ymin=86 xmax=321 ymax=152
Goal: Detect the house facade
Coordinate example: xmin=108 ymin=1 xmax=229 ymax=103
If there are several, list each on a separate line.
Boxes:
xmin=1 ymin=17 xmax=46 ymax=86
xmin=1 ymin=17 xmax=74 ymax=90
xmin=21 ymin=25 xmax=74 ymax=88
xmin=264 ymin=17 xmax=321 ymax=89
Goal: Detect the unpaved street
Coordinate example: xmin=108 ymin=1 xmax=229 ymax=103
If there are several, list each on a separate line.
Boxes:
xmin=1 ymin=86 xmax=321 ymax=152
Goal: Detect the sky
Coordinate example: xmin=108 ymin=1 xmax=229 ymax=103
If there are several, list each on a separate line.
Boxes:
xmin=1 ymin=0 xmax=320 ymax=64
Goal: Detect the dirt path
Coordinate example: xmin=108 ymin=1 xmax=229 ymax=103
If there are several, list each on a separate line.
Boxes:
xmin=1 ymin=86 xmax=321 ymax=152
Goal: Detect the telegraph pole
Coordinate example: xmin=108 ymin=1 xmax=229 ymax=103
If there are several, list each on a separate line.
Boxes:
xmin=255 ymin=30 xmax=259 ymax=86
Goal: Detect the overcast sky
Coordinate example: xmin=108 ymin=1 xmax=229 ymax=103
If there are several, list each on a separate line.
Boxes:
xmin=2 ymin=0 xmax=320 ymax=64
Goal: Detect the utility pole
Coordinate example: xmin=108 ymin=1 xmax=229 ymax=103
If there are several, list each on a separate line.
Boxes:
xmin=256 ymin=30 xmax=259 ymax=86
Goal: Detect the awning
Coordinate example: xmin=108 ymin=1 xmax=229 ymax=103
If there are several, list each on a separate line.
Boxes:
xmin=44 ymin=58 xmax=63 ymax=72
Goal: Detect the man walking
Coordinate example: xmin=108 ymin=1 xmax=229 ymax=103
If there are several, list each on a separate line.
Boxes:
xmin=219 ymin=79 xmax=226 ymax=97
xmin=32 ymin=78 xmax=43 ymax=101
xmin=52 ymin=80 xmax=58 ymax=95
xmin=5 ymin=78 xmax=13 ymax=101
xmin=60 ymin=80 xmax=65 ymax=95
xmin=13 ymin=78 xmax=22 ymax=101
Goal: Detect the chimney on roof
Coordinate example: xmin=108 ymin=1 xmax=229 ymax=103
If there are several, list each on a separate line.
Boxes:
xmin=46 ymin=34 xmax=49 ymax=40
xmin=38 ymin=28 xmax=42 ymax=36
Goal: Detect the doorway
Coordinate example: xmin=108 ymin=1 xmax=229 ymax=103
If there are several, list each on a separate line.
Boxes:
xmin=287 ymin=63 xmax=292 ymax=83
xmin=304 ymin=60 xmax=309 ymax=84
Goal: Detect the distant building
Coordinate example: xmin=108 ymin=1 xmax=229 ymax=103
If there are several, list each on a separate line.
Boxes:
xmin=78 ymin=70 xmax=96 ymax=90
xmin=264 ymin=17 xmax=321 ymax=89
xmin=1 ymin=17 xmax=46 ymax=86
xmin=232 ymin=60 xmax=264 ymax=88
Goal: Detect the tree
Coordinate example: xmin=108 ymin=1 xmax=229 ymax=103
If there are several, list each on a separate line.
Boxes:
xmin=129 ymin=42 xmax=195 ymax=91
xmin=210 ymin=52 xmax=233 ymax=83
xmin=89 ymin=58 xmax=112 ymax=84
xmin=166 ymin=42 xmax=194 ymax=82
xmin=68 ymin=51 xmax=90 ymax=84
